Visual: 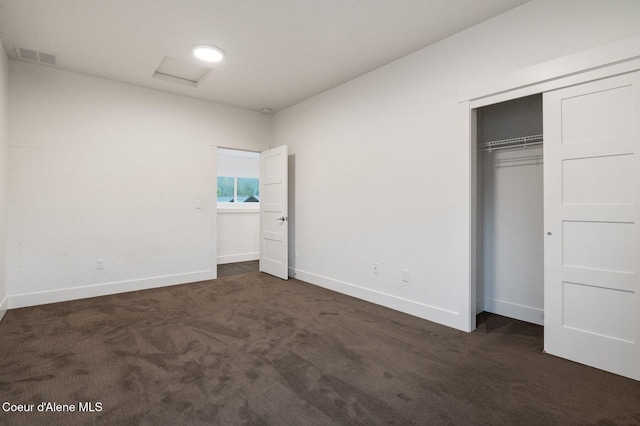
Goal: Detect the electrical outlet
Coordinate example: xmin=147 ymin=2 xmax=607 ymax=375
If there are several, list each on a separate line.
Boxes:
xmin=97 ymin=259 xmax=104 ymax=270
xmin=373 ymin=262 xmax=380 ymax=274
xmin=195 ymin=199 xmax=201 ymax=209
xmin=402 ymin=269 xmax=409 ymax=282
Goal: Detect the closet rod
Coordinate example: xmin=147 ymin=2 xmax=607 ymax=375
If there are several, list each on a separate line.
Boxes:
xmin=479 ymin=134 xmax=543 ymax=152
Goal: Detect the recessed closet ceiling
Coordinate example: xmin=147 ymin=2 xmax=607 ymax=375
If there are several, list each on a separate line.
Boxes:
xmin=0 ymin=0 xmax=530 ymax=113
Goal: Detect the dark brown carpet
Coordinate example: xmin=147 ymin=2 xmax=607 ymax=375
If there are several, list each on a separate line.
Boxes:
xmin=0 ymin=265 xmax=639 ymax=425
xmin=217 ymin=260 xmax=259 ymax=278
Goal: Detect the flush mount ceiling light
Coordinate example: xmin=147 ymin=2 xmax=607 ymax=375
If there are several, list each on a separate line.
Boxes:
xmin=192 ymin=45 xmax=224 ymax=63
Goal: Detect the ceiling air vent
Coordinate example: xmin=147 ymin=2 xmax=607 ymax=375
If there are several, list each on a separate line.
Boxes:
xmin=15 ymin=47 xmax=58 ymax=66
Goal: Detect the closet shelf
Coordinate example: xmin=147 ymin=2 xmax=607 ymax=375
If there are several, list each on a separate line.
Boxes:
xmin=479 ymin=134 xmax=543 ymax=152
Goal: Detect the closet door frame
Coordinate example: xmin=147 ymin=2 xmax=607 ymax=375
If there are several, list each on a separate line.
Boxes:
xmin=460 ymin=34 xmax=640 ymax=333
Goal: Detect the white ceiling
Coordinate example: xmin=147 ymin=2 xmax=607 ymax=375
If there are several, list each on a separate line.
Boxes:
xmin=0 ymin=0 xmax=530 ymax=113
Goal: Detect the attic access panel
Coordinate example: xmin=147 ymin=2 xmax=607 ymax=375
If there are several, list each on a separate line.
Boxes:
xmin=152 ymin=56 xmax=211 ymax=88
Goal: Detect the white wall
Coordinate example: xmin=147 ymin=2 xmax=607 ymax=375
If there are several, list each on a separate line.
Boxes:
xmin=273 ymin=0 xmax=640 ymax=330
xmin=8 ymin=60 xmax=270 ymax=308
xmin=217 ymin=149 xmax=260 ymax=178
xmin=217 ymin=149 xmax=260 ymax=264
xmin=217 ymin=211 xmax=260 ymax=264
xmin=0 ymin=42 xmax=8 ymax=321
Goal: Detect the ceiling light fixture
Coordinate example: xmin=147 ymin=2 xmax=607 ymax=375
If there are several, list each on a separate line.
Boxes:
xmin=192 ymin=45 xmax=224 ymax=63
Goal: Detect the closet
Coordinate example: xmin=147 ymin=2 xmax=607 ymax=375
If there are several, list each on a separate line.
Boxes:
xmin=464 ymin=37 xmax=640 ymax=380
xmin=475 ymin=94 xmax=544 ymax=325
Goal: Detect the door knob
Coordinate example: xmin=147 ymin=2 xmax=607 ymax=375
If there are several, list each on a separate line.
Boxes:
xmin=277 ymin=217 xmax=288 ymax=222
xmin=547 ymin=232 xmax=552 ymax=236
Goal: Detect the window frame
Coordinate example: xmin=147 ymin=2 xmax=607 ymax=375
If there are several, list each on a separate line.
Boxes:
xmin=216 ymin=175 xmax=260 ymax=210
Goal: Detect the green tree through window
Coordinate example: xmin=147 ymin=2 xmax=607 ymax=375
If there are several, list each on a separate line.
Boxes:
xmin=237 ymin=178 xmax=259 ymax=202
xmin=217 ymin=176 xmax=259 ymax=203
xmin=217 ymin=176 xmax=235 ymax=202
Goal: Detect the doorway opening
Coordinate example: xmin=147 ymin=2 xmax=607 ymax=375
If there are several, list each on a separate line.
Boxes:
xmin=216 ymin=148 xmax=261 ymax=266
xmin=473 ymin=94 xmax=544 ymax=326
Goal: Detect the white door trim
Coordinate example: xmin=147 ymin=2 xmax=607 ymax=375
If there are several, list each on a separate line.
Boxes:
xmin=460 ymin=34 xmax=640 ymax=106
xmin=461 ymin=34 xmax=640 ymax=333
xmin=210 ymin=144 xmax=218 ymax=279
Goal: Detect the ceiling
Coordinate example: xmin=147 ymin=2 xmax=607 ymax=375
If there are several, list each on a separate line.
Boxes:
xmin=0 ymin=0 xmax=530 ymax=113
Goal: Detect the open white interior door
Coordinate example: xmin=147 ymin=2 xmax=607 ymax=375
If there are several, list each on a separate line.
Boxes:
xmin=259 ymin=145 xmax=289 ymax=280
xmin=544 ymin=71 xmax=640 ymax=380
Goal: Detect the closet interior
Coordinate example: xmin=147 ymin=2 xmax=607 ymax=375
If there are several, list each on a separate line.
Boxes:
xmin=475 ymin=94 xmax=544 ymax=325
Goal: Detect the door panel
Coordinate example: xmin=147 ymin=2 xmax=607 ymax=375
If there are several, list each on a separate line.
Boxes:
xmin=561 ymin=154 xmax=634 ymax=205
xmin=259 ymin=145 xmax=289 ymax=280
xmin=562 ymin=221 xmax=634 ymax=273
xmin=560 ymin=84 xmax=634 ymax=144
xmin=544 ymin=71 xmax=640 ymax=380
xmin=562 ymin=282 xmax=635 ymax=342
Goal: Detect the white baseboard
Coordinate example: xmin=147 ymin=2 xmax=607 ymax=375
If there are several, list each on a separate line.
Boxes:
xmin=0 ymin=295 xmax=7 ymax=322
xmin=291 ymin=268 xmax=467 ymax=331
xmin=217 ymin=252 xmax=259 ymax=265
xmin=483 ymin=297 xmax=543 ymax=326
xmin=8 ymin=270 xmax=215 ymax=310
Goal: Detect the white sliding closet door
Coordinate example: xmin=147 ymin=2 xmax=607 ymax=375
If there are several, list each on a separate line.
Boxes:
xmin=543 ymin=71 xmax=640 ymax=380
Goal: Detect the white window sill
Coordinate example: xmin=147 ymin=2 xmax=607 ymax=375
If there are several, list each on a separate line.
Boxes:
xmin=217 ymin=204 xmax=260 ymax=214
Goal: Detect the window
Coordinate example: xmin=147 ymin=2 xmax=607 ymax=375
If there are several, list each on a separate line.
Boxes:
xmin=237 ymin=177 xmax=260 ymax=202
xmin=217 ymin=148 xmax=260 ymax=207
xmin=217 ymin=176 xmax=259 ymax=203
xmin=217 ymin=176 xmax=235 ymax=202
